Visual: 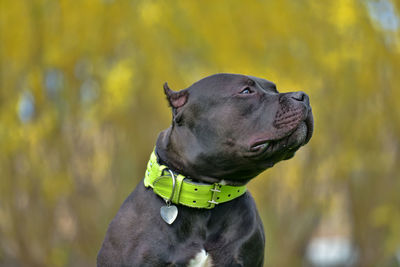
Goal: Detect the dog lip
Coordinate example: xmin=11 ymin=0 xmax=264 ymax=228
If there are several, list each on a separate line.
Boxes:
xmin=249 ymin=139 xmax=271 ymax=152
xmin=303 ymin=111 xmax=314 ymax=144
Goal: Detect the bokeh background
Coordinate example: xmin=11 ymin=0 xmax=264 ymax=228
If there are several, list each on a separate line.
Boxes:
xmin=1 ymin=0 xmax=400 ymax=266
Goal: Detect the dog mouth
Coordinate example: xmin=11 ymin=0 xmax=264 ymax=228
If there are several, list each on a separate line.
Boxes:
xmin=249 ymin=112 xmax=314 ymax=156
xmin=248 ymin=129 xmax=302 ymax=158
xmin=250 ymin=140 xmax=271 ymax=152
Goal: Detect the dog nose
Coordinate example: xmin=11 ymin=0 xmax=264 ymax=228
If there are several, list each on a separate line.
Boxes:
xmin=290 ymin=91 xmax=309 ymax=104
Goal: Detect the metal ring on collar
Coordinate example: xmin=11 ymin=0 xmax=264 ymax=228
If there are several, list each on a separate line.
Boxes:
xmin=166 ymin=169 xmax=176 ymax=206
xmin=151 ymin=169 xmax=176 ymax=206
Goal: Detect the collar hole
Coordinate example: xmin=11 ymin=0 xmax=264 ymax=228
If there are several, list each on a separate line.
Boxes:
xmin=194 ymin=188 xmax=198 ymax=191
xmin=228 ymin=194 xmax=231 ymax=197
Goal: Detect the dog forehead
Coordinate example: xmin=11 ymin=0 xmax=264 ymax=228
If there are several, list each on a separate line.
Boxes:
xmin=188 ymin=73 xmax=276 ymax=93
xmin=190 ymin=73 xmax=247 ymax=88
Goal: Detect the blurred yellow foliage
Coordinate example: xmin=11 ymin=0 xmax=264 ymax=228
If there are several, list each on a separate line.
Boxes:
xmin=1 ymin=0 xmax=400 ymax=266
xmin=104 ymin=60 xmax=134 ymax=113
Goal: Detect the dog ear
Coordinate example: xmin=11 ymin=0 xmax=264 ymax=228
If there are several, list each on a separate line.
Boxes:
xmin=163 ymin=82 xmax=188 ymax=111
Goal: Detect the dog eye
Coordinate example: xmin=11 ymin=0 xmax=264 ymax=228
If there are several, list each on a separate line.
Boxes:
xmin=240 ymin=87 xmax=253 ymax=94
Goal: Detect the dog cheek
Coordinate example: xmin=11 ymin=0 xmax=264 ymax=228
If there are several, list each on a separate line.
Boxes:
xmin=222 ymin=138 xmax=236 ymax=147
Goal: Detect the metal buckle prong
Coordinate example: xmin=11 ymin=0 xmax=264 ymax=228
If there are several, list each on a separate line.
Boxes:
xmin=208 ymin=183 xmax=220 ymax=208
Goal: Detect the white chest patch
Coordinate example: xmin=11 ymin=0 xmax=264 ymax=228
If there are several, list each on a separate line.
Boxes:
xmin=188 ymin=249 xmax=213 ymax=267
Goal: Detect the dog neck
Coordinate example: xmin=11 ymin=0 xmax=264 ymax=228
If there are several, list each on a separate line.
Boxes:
xmin=156 ymin=128 xmax=253 ymax=186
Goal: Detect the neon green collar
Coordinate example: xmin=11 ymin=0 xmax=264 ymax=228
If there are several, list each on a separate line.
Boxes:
xmin=144 ymin=150 xmax=247 ymax=209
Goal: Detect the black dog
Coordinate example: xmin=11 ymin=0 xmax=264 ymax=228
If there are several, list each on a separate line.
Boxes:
xmin=97 ymin=73 xmax=313 ymax=266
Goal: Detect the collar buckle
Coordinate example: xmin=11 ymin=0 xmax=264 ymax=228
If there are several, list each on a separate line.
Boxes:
xmin=208 ymin=184 xmax=221 ymax=208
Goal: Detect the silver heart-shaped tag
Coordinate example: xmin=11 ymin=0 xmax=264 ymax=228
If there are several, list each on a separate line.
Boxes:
xmin=160 ymin=205 xmax=178 ymax=225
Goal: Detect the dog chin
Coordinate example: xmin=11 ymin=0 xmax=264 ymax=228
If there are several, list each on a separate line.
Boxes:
xmin=288 ymin=122 xmax=308 ymax=147
xmin=281 ymin=122 xmax=309 ymax=157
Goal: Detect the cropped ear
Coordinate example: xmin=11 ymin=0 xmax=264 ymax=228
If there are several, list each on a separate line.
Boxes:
xmin=163 ymin=82 xmax=189 ymax=113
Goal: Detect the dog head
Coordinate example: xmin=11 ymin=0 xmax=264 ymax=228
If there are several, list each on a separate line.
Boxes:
xmin=157 ymin=73 xmax=313 ymax=184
